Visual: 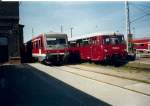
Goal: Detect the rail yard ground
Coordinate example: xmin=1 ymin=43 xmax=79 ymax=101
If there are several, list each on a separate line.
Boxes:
xmin=0 ymin=59 xmax=150 ymax=106
xmin=79 ymin=57 xmax=150 ymax=84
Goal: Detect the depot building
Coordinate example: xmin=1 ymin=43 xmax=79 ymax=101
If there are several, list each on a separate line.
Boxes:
xmin=0 ymin=2 xmax=24 ymax=63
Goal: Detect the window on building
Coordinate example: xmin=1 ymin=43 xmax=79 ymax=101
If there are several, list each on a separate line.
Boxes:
xmin=0 ymin=37 xmax=8 ymax=46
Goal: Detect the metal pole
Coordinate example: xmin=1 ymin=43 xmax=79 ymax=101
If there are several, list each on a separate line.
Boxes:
xmin=70 ymin=27 xmax=73 ymax=38
xmin=32 ymin=28 xmax=34 ymax=38
xmin=61 ymin=25 xmax=63 ymax=33
xmin=127 ymin=2 xmax=131 ymax=35
xmin=125 ymin=1 xmax=130 ymax=53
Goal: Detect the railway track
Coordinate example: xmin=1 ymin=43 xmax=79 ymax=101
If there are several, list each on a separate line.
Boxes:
xmin=66 ymin=63 xmax=150 ymax=84
xmin=51 ymin=65 xmax=150 ymax=96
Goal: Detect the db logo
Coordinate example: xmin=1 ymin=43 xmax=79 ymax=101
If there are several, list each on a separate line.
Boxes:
xmin=112 ymin=47 xmax=119 ymax=49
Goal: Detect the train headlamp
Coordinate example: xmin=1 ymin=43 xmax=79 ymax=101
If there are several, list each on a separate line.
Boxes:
xmin=104 ymin=49 xmax=108 ymax=53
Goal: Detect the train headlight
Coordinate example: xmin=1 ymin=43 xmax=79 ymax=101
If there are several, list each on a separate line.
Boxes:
xmin=104 ymin=49 xmax=108 ymax=53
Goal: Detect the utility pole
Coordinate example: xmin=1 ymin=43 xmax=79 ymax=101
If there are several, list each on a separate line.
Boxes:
xmin=125 ymin=1 xmax=133 ymax=53
xmin=70 ymin=27 xmax=73 ymax=38
xmin=32 ymin=27 xmax=34 ymax=38
xmin=60 ymin=25 xmax=63 ymax=33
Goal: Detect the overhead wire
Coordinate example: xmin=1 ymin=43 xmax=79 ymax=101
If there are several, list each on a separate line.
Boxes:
xmin=130 ymin=3 xmax=150 ymax=16
xmin=135 ymin=3 xmax=150 ymax=9
xmin=129 ymin=3 xmax=150 ymax=23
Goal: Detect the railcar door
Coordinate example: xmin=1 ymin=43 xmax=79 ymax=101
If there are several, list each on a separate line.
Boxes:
xmin=80 ymin=39 xmax=91 ymax=60
xmin=0 ymin=37 xmax=8 ymax=63
xmin=90 ymin=37 xmax=100 ymax=61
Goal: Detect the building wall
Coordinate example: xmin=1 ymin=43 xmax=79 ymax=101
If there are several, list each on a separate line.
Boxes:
xmin=0 ymin=2 xmax=24 ymax=63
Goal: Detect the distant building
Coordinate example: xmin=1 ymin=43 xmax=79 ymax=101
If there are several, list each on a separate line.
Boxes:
xmin=130 ymin=38 xmax=150 ymax=53
xmin=0 ymin=2 xmax=24 ymax=63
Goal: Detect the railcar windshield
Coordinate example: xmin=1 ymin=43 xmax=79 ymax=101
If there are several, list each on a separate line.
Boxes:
xmin=47 ymin=38 xmax=66 ymax=45
xmin=111 ymin=36 xmax=125 ymax=45
xmin=118 ymin=36 xmax=125 ymax=43
xmin=103 ymin=37 xmax=111 ymax=45
xmin=103 ymin=35 xmax=125 ymax=45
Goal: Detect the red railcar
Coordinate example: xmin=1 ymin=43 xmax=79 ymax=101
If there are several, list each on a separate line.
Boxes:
xmin=130 ymin=38 xmax=150 ymax=53
xmin=25 ymin=33 xmax=69 ymax=64
xmin=68 ymin=33 xmax=127 ymax=63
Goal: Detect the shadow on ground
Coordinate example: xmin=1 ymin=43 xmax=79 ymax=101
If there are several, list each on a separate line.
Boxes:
xmin=0 ymin=64 xmax=111 ymax=106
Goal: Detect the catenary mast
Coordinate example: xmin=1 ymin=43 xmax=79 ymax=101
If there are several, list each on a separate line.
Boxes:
xmin=125 ymin=1 xmax=133 ymax=53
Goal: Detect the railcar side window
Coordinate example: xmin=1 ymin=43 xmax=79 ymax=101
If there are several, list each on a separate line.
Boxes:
xmin=82 ymin=39 xmax=89 ymax=45
xmin=38 ymin=40 xmax=41 ymax=48
xmin=32 ymin=42 xmax=34 ymax=49
xmin=69 ymin=41 xmax=76 ymax=47
xmin=140 ymin=44 xmax=144 ymax=46
xmin=41 ymin=40 xmax=43 ymax=48
xmin=36 ymin=41 xmax=39 ymax=48
xmin=77 ymin=39 xmax=82 ymax=46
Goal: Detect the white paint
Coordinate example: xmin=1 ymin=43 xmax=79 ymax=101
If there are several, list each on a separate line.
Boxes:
xmin=39 ymin=49 xmax=41 ymax=54
xmin=32 ymin=53 xmax=46 ymax=57
xmin=148 ymin=43 xmax=150 ymax=50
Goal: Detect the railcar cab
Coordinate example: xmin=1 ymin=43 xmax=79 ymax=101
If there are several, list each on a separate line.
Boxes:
xmin=44 ymin=33 xmax=69 ymax=64
xmin=102 ymin=34 xmax=126 ymax=61
xmin=31 ymin=33 xmax=69 ymax=64
xmin=46 ymin=34 xmax=67 ymax=50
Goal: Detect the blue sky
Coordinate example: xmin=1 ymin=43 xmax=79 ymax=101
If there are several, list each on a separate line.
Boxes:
xmin=19 ymin=1 xmax=150 ymax=42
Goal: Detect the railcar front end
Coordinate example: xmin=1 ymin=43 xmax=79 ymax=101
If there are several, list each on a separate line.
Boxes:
xmin=31 ymin=33 xmax=69 ymax=65
xmin=102 ymin=35 xmax=127 ymax=63
xmin=44 ymin=33 xmax=69 ymax=64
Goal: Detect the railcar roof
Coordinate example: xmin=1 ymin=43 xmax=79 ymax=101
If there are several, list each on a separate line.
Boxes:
xmin=32 ymin=32 xmax=67 ymax=40
xmin=45 ymin=32 xmax=67 ymax=38
xmin=68 ymin=32 xmax=123 ymax=41
xmin=44 ymin=32 xmax=67 ymax=35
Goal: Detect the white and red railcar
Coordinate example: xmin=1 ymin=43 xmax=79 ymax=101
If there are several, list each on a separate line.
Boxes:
xmin=25 ymin=33 xmax=69 ymax=64
xmin=130 ymin=38 xmax=150 ymax=53
xmin=68 ymin=32 xmax=127 ymax=63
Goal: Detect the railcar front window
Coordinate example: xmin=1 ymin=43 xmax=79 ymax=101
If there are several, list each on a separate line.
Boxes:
xmin=57 ymin=39 xmax=66 ymax=44
xmin=47 ymin=38 xmax=66 ymax=45
xmin=103 ymin=38 xmax=110 ymax=45
xmin=111 ymin=37 xmax=119 ymax=45
xmin=111 ymin=36 xmax=125 ymax=45
xmin=47 ymin=38 xmax=57 ymax=45
xmin=117 ymin=36 xmax=125 ymax=44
